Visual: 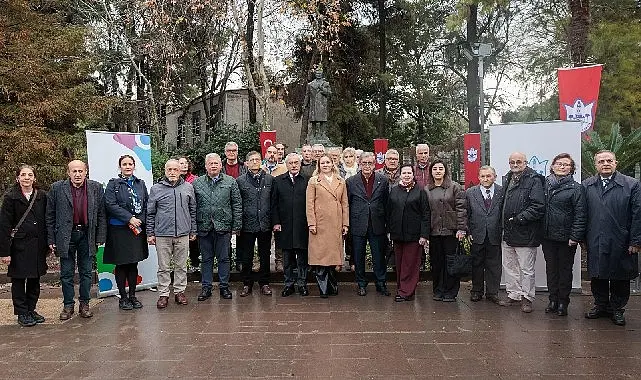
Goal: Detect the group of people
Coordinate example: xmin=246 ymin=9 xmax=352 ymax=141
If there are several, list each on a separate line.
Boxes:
xmin=0 ymin=141 xmax=638 ymax=328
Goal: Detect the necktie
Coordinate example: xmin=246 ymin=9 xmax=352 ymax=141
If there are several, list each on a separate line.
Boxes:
xmin=602 ymin=178 xmax=610 ymax=187
xmin=484 ymin=188 xmax=492 ymax=209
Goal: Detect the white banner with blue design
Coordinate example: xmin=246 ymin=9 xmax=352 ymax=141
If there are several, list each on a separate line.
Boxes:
xmin=489 ymin=121 xmax=583 ymax=291
xmin=86 ymin=131 xmax=159 ymax=297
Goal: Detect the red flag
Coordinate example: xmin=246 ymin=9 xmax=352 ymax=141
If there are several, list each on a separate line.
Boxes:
xmin=558 ymin=65 xmax=603 ymax=135
xmin=464 ymin=133 xmax=481 ymax=189
xmin=373 ymin=139 xmax=388 ymax=170
xmin=259 ymin=131 xmax=276 ymax=157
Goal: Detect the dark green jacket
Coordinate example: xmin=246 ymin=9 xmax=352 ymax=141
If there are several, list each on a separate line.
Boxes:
xmin=193 ymin=173 xmax=242 ymax=233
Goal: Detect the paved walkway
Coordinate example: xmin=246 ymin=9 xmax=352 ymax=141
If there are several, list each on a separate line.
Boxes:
xmin=1 ymin=282 xmax=640 ymax=379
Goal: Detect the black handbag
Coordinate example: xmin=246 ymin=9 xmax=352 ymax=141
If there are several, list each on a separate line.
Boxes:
xmin=446 ymin=240 xmax=472 ymax=277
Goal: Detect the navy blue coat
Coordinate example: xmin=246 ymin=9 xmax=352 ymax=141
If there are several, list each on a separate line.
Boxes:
xmin=104 ymin=176 xmax=148 ymax=224
xmin=583 ymin=172 xmax=641 ymax=280
xmin=346 ymin=172 xmax=388 ymax=237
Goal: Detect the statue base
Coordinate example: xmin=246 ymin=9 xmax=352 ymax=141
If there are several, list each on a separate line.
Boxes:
xmin=307 ymin=133 xmax=337 ymax=147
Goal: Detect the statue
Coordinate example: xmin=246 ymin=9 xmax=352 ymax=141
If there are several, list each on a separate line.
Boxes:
xmin=304 ymin=70 xmax=331 ymax=142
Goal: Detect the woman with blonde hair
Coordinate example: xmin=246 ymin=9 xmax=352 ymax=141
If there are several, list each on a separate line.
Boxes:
xmin=306 ymin=153 xmax=349 ymax=297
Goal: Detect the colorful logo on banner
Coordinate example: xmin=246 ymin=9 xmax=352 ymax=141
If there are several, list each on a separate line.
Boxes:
xmin=113 ymin=134 xmax=152 ymax=170
xmin=528 ymin=156 xmax=549 ymax=176
xmin=259 ymin=131 xmax=277 ymax=157
xmin=463 ymin=133 xmax=481 ymax=188
xmin=558 ymin=65 xmax=603 ymax=134
xmin=373 ymin=138 xmax=388 ymax=170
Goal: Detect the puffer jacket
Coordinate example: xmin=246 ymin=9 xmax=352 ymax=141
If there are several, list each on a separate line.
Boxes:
xmin=544 ymin=175 xmax=587 ymax=242
xmin=236 ymin=171 xmax=272 ymax=233
xmin=501 ymin=167 xmax=545 ymax=247
xmin=426 ymin=177 xmax=467 ymax=236
xmin=192 ymin=173 xmax=242 ymax=233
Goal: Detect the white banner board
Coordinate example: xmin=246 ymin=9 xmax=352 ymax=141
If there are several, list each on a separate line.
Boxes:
xmin=86 ymin=131 xmax=158 ymax=297
xmin=489 ymin=121 xmax=583 ymax=291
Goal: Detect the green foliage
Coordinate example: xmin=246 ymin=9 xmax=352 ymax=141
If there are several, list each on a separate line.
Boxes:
xmin=172 ymin=124 xmax=261 ymax=176
xmin=581 ymin=123 xmax=641 ymax=178
xmin=501 ymin=94 xmax=559 ymax=124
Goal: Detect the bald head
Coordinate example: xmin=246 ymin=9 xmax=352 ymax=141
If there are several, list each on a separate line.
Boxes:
xmin=508 ymin=152 xmax=527 ymax=174
xmin=67 ymin=160 xmax=87 ymax=187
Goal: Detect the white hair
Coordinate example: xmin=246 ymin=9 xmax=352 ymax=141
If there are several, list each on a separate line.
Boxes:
xmin=285 ymin=152 xmax=301 ymax=164
xmin=165 ymin=159 xmax=180 ymax=169
xmin=312 ymin=144 xmax=325 ymax=151
xmin=205 ymin=153 xmax=222 ymax=163
xmin=385 ymin=149 xmax=399 ymax=158
xmin=225 ymin=141 xmax=238 ymax=150
xmin=415 ymin=144 xmax=429 ymax=153
xmin=343 ymin=147 xmax=356 ymax=156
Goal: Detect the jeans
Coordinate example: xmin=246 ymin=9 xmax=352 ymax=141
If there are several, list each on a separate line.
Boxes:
xmin=352 ymin=228 xmax=387 ymax=288
xmin=60 ymin=229 xmax=92 ymax=307
xmin=199 ymin=230 xmax=231 ymax=289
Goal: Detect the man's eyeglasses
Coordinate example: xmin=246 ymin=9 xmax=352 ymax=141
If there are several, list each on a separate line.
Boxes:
xmin=596 ymin=159 xmax=614 ymax=165
xmin=509 ymin=160 xmax=524 ymax=165
xmin=360 ymin=162 xmax=375 ymax=166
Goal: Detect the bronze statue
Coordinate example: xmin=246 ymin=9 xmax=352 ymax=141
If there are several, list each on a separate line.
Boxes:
xmin=304 ymin=70 xmax=331 ymax=141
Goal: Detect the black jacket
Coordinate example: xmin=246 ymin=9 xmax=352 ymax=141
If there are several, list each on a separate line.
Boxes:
xmin=543 ymin=175 xmax=587 ymax=242
xmin=271 ymin=172 xmax=309 ymax=250
xmin=237 ymin=171 xmax=273 ymax=233
xmin=501 ymin=167 xmax=545 ymax=247
xmin=387 ymin=184 xmax=430 ymax=242
xmin=104 ymin=176 xmax=149 ymax=225
xmin=583 ymin=172 xmax=641 ymax=280
xmin=0 ymin=186 xmax=48 ymax=278
xmin=346 ymin=172 xmax=388 ymax=236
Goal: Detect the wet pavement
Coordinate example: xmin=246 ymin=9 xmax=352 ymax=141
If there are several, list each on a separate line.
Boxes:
xmin=1 ymin=282 xmax=641 ymax=379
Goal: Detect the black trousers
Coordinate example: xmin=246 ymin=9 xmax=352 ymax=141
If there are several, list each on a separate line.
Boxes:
xmin=11 ymin=277 xmax=40 ymax=315
xmin=591 ymin=278 xmax=631 ymax=312
xmin=470 ymin=237 xmax=502 ymax=297
xmin=283 ymin=249 xmax=308 ymax=287
xmin=314 ymin=266 xmax=338 ymax=296
xmin=188 ymin=238 xmax=200 ymax=268
xmin=115 ymin=263 xmax=139 ymax=299
xmin=430 ymin=235 xmax=460 ymax=298
xmin=542 ymin=239 xmax=577 ymax=304
xmin=237 ymin=230 xmax=272 ymax=287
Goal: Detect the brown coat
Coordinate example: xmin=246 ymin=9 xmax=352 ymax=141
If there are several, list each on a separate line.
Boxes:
xmin=426 ymin=177 xmax=467 ymax=236
xmin=306 ymin=175 xmax=349 ymax=266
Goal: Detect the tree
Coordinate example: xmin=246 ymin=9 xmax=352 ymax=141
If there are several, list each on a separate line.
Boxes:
xmin=567 ymin=0 xmax=590 ymax=66
xmin=581 ymin=123 xmax=641 ymax=178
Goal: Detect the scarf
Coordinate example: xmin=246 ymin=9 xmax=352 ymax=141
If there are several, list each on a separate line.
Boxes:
xmin=398 ymin=179 xmax=415 ymax=192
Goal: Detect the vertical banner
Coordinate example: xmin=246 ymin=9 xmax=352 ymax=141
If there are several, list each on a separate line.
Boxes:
xmin=558 ymin=64 xmax=603 ymax=135
xmin=86 ymin=131 xmax=158 ymax=298
xmin=373 ymin=138 xmax=388 ymax=170
xmin=260 ymin=130 xmax=277 ymax=157
xmin=463 ymin=133 xmax=481 ymax=189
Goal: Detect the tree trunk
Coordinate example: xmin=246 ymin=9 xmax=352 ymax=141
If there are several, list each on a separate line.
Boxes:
xmin=466 ymin=4 xmax=480 ymax=133
xmin=246 ymin=0 xmax=257 ymax=124
xmin=377 ymin=0 xmax=387 ymax=137
xmin=567 ymin=0 xmax=590 ymax=66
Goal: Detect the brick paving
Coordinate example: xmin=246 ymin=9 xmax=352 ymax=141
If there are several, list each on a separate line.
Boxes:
xmin=1 ymin=282 xmax=641 ymax=379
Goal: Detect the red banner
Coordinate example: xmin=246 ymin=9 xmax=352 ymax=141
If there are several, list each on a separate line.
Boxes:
xmin=373 ymin=139 xmax=388 ymax=170
xmin=558 ymin=65 xmax=603 ymax=135
xmin=464 ymin=133 xmax=481 ymax=189
xmin=259 ymin=131 xmax=277 ymax=157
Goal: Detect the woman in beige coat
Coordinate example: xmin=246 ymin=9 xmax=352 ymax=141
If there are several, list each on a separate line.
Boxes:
xmin=306 ymin=153 xmax=349 ymax=298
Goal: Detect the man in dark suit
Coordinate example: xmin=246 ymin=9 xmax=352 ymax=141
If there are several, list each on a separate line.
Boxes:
xmin=346 ymin=152 xmax=390 ymax=296
xmin=272 ymin=153 xmax=310 ymax=297
xmin=466 ymin=165 xmax=503 ymax=304
xmin=46 ymin=160 xmax=107 ymax=320
xmin=583 ymin=150 xmax=641 ymax=326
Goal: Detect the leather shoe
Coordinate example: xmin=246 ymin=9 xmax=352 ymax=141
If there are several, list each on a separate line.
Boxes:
xmin=156 ymin=296 xmax=169 ymax=309
xmin=281 ymin=286 xmax=295 ymax=297
xmin=240 ymin=285 xmax=253 ymax=297
xmin=395 ymin=295 xmax=405 ymax=302
xmin=486 ymin=295 xmax=501 ymax=305
xmin=376 ymin=286 xmax=391 ymax=296
xmin=612 ymin=310 xmax=626 ymax=326
xmin=198 ymin=288 xmax=212 ymax=301
xmin=499 ymin=297 xmax=521 ymax=307
xmin=79 ymin=303 xmax=93 ymax=318
xmin=298 ymin=285 xmax=309 ymax=296
xmin=557 ymin=303 xmax=568 ymax=316
xmin=18 ymin=314 xmax=36 ymax=327
xmin=119 ymin=298 xmax=134 ymax=310
xmin=175 ymin=292 xmax=188 ymax=305
xmin=585 ymin=306 xmax=612 ymax=319
xmin=220 ymin=288 xmax=232 ymax=299
xmin=470 ymin=293 xmax=482 ymax=302
xmin=545 ymin=301 xmax=559 ymax=313
xmin=129 ymin=297 xmax=143 ymax=309
xmin=30 ymin=311 xmax=45 ymax=323
xmin=357 ymin=287 xmax=367 ymax=296
xmin=260 ymin=285 xmax=272 ymax=296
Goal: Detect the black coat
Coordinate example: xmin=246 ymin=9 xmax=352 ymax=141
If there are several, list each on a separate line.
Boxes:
xmin=544 ymin=175 xmax=587 ymax=242
xmin=466 ymin=184 xmax=504 ymax=246
xmin=271 ymin=172 xmax=309 ymax=250
xmin=387 ymin=184 xmax=430 ymax=242
xmin=0 ymin=187 xmax=48 ymax=278
xmin=237 ymin=171 xmax=273 ymax=233
xmin=501 ymin=167 xmax=545 ymax=247
xmin=583 ymin=172 xmax=641 ymax=280
xmin=346 ymin=172 xmax=388 ymax=236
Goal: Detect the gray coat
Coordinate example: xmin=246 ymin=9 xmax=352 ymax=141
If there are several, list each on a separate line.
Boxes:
xmin=583 ymin=172 xmax=641 ymax=280
xmin=466 ymin=184 xmax=503 ymax=246
xmin=236 ymin=171 xmax=273 ymax=233
xmin=146 ymin=178 xmax=197 ymax=238
xmin=346 ymin=171 xmax=388 ymax=236
xmin=46 ymin=179 xmax=107 ymax=258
